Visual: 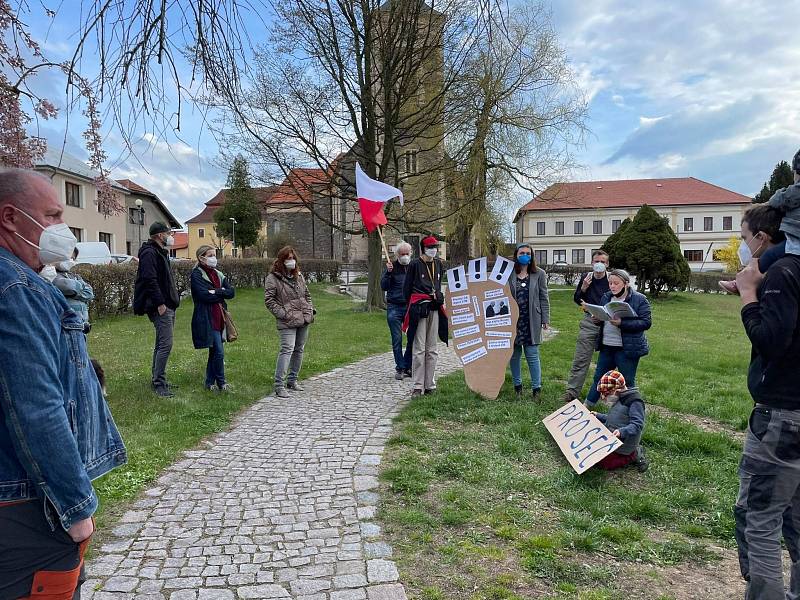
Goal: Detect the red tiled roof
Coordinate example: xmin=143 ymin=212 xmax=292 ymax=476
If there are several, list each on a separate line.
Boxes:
xmin=270 ymin=168 xmax=330 ymax=204
xmin=116 ymin=179 xmax=155 ymax=196
xmin=185 ymin=186 xmax=281 ymax=223
xmin=515 ymin=177 xmax=751 ymax=219
xmin=171 ymin=231 xmax=188 ymax=249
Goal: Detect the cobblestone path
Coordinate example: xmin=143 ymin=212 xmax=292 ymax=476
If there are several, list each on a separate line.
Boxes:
xmin=84 ymin=348 xmax=462 ymax=600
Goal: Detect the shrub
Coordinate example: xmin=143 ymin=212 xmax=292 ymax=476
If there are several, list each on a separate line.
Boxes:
xmin=687 ymin=271 xmax=734 ymax=294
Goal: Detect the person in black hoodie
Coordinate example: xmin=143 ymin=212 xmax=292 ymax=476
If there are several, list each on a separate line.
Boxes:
xmin=133 ymin=221 xmax=180 ymax=397
xmin=381 ymin=241 xmax=413 ymax=380
xmin=734 ymin=203 xmax=800 ymax=600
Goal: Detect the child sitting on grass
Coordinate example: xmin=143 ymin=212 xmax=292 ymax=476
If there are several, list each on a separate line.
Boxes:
xmin=592 ymin=370 xmax=648 ymax=472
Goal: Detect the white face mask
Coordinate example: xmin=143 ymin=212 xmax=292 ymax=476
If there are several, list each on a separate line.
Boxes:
xmin=738 ymin=234 xmax=763 ymax=266
xmin=424 ymin=248 xmax=437 ymax=258
xmin=40 ymin=265 xmax=57 ymax=282
xmin=14 ymin=207 xmax=78 ymax=265
xmin=593 ymin=262 xmax=607 ymax=274
xmin=165 ymin=234 xmax=175 ymax=247
xmin=57 ymin=259 xmax=75 ymax=272
xmin=284 ymin=259 xmax=297 ymax=271
xmin=398 ymin=255 xmax=411 ymax=265
xmin=204 ymin=256 xmax=218 ymax=268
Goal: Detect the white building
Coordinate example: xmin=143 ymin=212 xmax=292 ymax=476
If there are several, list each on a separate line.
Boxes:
xmin=513 ymin=177 xmax=751 ymax=271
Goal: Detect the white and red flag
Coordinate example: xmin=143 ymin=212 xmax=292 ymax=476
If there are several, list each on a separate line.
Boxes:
xmin=355 ymin=163 xmax=404 ymax=233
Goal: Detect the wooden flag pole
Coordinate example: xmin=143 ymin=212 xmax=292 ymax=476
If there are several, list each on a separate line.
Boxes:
xmin=376 ymin=225 xmax=391 ymax=264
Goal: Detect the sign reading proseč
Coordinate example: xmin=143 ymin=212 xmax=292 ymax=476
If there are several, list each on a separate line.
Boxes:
xmin=541 ymin=400 xmax=623 ymax=474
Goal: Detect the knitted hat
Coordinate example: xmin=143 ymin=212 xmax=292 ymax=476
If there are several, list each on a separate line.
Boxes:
xmin=421 ymin=235 xmax=438 ymax=247
xmin=597 ymin=370 xmax=626 ymax=395
xmin=149 ymin=221 xmax=169 ymax=236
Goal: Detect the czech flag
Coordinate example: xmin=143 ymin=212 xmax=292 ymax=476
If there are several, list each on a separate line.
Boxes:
xmin=355 ymin=163 xmax=404 ymax=233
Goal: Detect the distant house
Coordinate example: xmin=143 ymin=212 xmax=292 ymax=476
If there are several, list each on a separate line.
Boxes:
xmin=170 ymin=231 xmax=190 ymax=260
xmin=513 ymin=177 xmax=752 ymax=271
xmin=116 ymin=179 xmax=182 ymax=256
xmin=34 ymin=149 xmax=129 ymax=254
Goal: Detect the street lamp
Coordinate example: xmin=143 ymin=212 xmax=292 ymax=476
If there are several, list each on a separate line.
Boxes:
xmin=135 ymin=198 xmax=145 ymax=250
xmin=229 ymin=217 xmax=237 ymax=258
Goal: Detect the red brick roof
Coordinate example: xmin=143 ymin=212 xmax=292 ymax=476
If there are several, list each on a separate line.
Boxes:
xmin=515 ymin=177 xmax=751 ymax=219
xmin=171 ymin=231 xmax=188 ymax=249
xmin=185 ymin=186 xmax=281 ymax=224
xmin=116 ymin=179 xmax=155 ymax=196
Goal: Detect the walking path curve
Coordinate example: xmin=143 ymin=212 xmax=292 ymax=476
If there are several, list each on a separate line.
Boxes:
xmin=83 ymin=348 xmax=462 ymax=600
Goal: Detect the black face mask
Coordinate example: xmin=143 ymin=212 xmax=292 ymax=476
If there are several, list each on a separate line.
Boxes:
xmin=613 ymin=287 xmax=627 ymax=298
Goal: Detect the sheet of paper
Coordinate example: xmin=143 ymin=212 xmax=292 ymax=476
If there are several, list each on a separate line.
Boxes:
xmin=461 ymin=345 xmax=488 ymax=365
xmin=468 ymin=257 xmax=488 ymax=283
xmin=472 ymin=295 xmax=481 ymax=317
xmin=485 ymin=316 xmax=512 ymax=328
xmin=451 ymin=312 xmax=476 ymax=325
xmin=485 ymin=330 xmax=512 ymax=338
xmin=456 ymin=337 xmax=483 ymax=350
xmin=489 ymin=256 xmax=515 ymax=286
xmin=485 ymin=288 xmax=505 ymax=299
xmin=446 ymin=265 xmax=468 ymax=293
xmin=453 ymin=324 xmax=481 ymax=338
xmin=450 ymin=294 xmax=471 ymax=307
xmin=487 ymin=339 xmax=511 ymax=350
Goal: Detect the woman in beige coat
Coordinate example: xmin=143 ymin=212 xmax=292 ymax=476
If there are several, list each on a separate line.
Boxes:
xmin=264 ymin=246 xmax=315 ymax=398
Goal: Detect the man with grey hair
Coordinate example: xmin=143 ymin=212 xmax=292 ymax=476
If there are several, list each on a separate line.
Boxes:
xmin=381 ymin=241 xmax=413 ymax=379
xmin=0 ymin=168 xmax=126 ymax=598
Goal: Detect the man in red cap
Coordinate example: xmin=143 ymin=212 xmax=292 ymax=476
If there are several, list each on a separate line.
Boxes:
xmin=402 ymin=236 xmax=448 ymax=395
xmin=591 ymin=370 xmax=648 ymax=472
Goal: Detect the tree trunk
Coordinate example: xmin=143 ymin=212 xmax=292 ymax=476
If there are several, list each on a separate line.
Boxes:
xmin=365 ymin=231 xmax=386 ymax=310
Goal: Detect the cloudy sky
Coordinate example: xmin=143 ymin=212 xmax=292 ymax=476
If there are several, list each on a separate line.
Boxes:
xmin=19 ymin=0 xmax=800 ymax=226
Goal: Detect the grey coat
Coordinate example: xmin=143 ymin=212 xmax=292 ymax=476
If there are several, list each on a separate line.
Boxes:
xmin=508 ymin=267 xmax=550 ymax=345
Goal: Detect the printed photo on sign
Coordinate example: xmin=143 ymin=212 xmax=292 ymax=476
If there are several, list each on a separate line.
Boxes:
xmin=487 ymin=339 xmax=511 ymax=350
xmin=485 ymin=316 xmax=512 ymax=328
xmin=453 ymin=324 xmax=481 ymax=338
xmin=450 ymin=294 xmax=471 ymax=307
xmin=489 ymin=255 xmax=515 ymax=286
xmin=461 ymin=345 xmax=488 ymax=365
xmin=456 ymin=337 xmax=482 ymax=350
xmin=468 ymin=257 xmax=488 ymax=282
xmin=482 ymin=297 xmax=510 ymax=319
xmin=446 ymin=265 xmax=468 ymax=293
xmin=485 ymin=330 xmax=512 ymax=338
xmin=484 ymin=288 xmax=505 ymax=299
xmin=451 ymin=312 xmax=476 ymax=325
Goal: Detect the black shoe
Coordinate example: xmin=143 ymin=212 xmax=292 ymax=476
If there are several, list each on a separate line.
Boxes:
xmin=395 ymin=371 xmax=404 ymax=380
xmin=424 ymin=388 xmax=436 ymax=395
xmin=634 ymin=445 xmax=649 ymax=473
xmin=411 ymin=389 xmax=423 ymax=397
xmin=154 ymin=386 xmax=174 ymax=398
xmin=532 ymin=388 xmax=542 ymax=402
xmin=403 ymin=369 xmax=412 ymax=378
xmin=287 ymin=382 xmax=304 ymax=392
xmin=514 ymin=385 xmax=523 ymax=398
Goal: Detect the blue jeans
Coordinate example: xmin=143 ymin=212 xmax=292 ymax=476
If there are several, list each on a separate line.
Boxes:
xmin=205 ymin=330 xmax=226 ymax=388
xmin=585 ymin=345 xmax=640 ymax=406
xmin=387 ymin=304 xmax=412 ymax=372
xmin=510 ymin=343 xmax=541 ymax=390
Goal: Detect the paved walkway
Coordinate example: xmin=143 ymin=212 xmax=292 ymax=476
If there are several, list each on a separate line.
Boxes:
xmin=84 ymin=348 xmax=462 ymax=600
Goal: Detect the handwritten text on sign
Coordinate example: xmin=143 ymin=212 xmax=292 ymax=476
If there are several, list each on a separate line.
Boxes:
xmin=542 ymin=400 xmax=622 ymax=474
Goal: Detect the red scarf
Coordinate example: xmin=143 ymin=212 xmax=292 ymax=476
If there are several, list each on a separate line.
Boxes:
xmin=201 ymin=265 xmax=224 ymax=331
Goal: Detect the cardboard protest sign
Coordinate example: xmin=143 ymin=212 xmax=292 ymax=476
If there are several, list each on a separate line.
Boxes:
xmin=541 ymin=400 xmax=623 ymax=474
xmin=445 ymin=257 xmax=518 ymax=400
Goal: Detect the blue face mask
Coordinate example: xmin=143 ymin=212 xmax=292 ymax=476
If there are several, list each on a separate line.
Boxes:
xmin=517 ymin=254 xmax=532 ymax=265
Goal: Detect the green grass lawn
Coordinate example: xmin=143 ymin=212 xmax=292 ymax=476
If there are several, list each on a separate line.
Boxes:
xmin=380 ymin=290 xmax=751 ymax=600
xmin=88 ymin=285 xmax=385 ymax=529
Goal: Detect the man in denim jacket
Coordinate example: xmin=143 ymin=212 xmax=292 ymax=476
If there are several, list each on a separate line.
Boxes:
xmin=0 ymin=168 xmax=127 ymax=599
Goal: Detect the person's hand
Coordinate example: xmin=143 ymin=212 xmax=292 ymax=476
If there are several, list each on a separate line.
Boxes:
xmin=157 ymin=304 xmax=167 ymax=316
xmin=612 ymin=429 xmax=621 ymax=438
xmin=736 ymin=258 xmax=763 ymax=302
xmin=609 ymin=317 xmax=622 ymax=326
xmin=590 ymin=316 xmax=601 ymax=325
xmin=386 ymin=261 xmax=393 ymax=272
xmin=581 ymin=273 xmax=592 ymax=291
xmin=542 ymin=323 xmax=549 ymax=330
xmin=68 ymin=517 xmax=94 ymax=543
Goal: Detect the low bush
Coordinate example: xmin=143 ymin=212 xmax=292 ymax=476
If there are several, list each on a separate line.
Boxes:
xmin=687 ymin=271 xmax=733 ymax=294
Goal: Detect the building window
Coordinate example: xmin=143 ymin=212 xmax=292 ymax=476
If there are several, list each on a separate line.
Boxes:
xmin=128 ymin=207 xmax=145 ymax=224
xmin=555 ymin=221 xmax=564 ymax=235
xmin=534 ymin=250 xmax=547 ymax=265
xmin=574 ymin=220 xmax=583 ymax=234
xmin=126 ymin=241 xmax=132 ymax=255
xmin=612 ymin=219 xmax=621 ymax=233
xmin=684 ymin=249 xmax=704 ymax=262
xmin=199 ymin=228 xmax=205 ymax=239
xmin=401 ymin=149 xmax=418 ymax=174
xmin=553 ymin=250 xmax=566 ymax=263
xmin=572 ymin=249 xmax=585 ymax=264
xmin=593 ymin=220 xmax=602 ymax=235
xmin=723 ymin=216 xmax=733 ymax=231
xmin=684 ymin=217 xmax=693 ymax=232
xmin=99 ymin=232 xmax=113 ymax=251
xmin=272 ymin=220 xmax=281 ymax=235
xmin=536 ymin=222 xmax=545 ymax=236
xmin=69 ymin=227 xmax=83 ymax=242
xmin=704 ymin=217 xmax=713 ymax=231
xmin=65 ymin=182 xmax=81 ymax=208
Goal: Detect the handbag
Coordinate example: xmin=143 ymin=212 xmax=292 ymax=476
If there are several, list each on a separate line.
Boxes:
xmin=222 ymin=308 xmax=238 ymax=342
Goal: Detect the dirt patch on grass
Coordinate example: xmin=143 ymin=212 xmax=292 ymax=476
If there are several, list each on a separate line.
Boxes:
xmin=648 ymin=404 xmax=745 ymax=443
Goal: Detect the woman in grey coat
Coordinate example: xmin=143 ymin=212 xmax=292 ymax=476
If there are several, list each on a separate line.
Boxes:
xmin=508 ymin=244 xmax=550 ymax=400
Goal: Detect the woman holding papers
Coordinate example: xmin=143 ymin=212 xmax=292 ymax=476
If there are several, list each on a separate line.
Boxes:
xmin=508 ymin=244 xmax=550 ymax=401
xmin=584 ymin=269 xmax=651 ymax=407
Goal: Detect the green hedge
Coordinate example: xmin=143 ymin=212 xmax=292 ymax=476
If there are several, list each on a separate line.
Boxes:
xmin=687 ymin=271 xmax=734 ymax=294
xmin=76 ymin=258 xmax=342 ymax=319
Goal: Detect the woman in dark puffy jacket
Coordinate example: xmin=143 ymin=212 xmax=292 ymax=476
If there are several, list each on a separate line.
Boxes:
xmin=191 ymin=245 xmax=235 ymax=391
xmin=584 ymin=269 xmax=651 ymax=407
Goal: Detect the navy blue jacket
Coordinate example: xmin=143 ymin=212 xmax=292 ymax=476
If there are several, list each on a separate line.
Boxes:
xmin=381 ymin=261 xmax=410 ymax=306
xmin=596 ymin=289 xmax=652 ymax=358
xmin=190 ymin=266 xmax=235 ymax=349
